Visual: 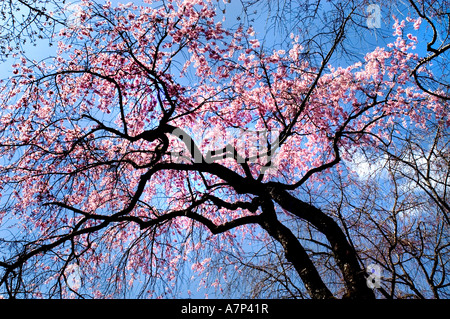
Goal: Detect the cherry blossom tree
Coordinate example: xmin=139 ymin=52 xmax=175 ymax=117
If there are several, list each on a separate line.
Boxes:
xmin=0 ymin=0 xmax=448 ymax=299
xmin=406 ymin=0 xmax=450 ymax=101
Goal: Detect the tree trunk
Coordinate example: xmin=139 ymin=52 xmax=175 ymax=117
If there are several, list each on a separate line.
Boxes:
xmin=259 ymin=199 xmax=334 ymax=299
xmin=268 ymin=187 xmax=375 ymax=299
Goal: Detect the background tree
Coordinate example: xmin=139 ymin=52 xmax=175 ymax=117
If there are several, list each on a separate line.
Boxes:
xmin=0 ymin=0 xmax=80 ymax=59
xmin=0 ymin=0 xmax=448 ymax=299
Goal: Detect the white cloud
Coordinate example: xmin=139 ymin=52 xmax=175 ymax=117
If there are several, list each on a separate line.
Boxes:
xmin=345 ymin=149 xmax=389 ymax=181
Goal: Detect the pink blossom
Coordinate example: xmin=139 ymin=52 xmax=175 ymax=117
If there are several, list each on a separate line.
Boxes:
xmin=414 ymin=17 xmax=422 ymax=30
